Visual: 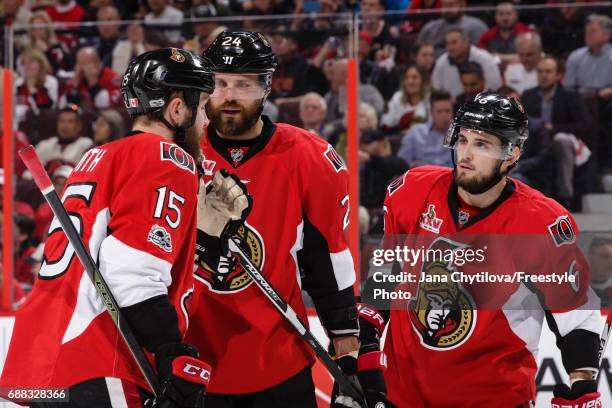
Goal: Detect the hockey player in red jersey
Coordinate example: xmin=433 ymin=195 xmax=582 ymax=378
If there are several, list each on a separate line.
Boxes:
xmin=358 ymin=92 xmax=603 ymax=407
xmin=182 ymin=31 xmax=384 ymax=407
xmin=1 ymin=48 xmax=250 ymax=407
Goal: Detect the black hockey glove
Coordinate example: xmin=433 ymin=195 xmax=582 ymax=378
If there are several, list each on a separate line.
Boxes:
xmin=551 ymin=380 xmax=601 ymax=407
xmin=155 ymin=343 xmax=211 ymax=408
xmin=331 ymin=304 xmax=388 ymax=408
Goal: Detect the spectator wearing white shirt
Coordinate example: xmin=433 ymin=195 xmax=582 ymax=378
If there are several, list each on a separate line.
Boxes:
xmin=15 ymin=48 xmax=59 ymax=122
xmin=432 ymin=28 xmax=502 ymax=98
xmin=504 ymin=32 xmax=542 ymax=95
xmin=144 ymin=0 xmax=184 ymax=44
xmin=381 ymin=63 xmax=430 ymax=133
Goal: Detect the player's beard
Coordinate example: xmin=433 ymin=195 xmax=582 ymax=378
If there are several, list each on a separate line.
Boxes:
xmin=182 ymin=124 xmax=204 ymax=163
xmin=453 ymin=161 xmax=507 ymax=195
xmin=206 ymin=99 xmax=262 ymax=138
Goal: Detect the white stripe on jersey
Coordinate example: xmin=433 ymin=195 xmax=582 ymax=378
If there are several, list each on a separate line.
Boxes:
xmin=330 ymin=249 xmax=356 ymax=291
xmin=291 ymin=221 xmax=305 ymax=289
xmin=98 ymin=235 xmax=172 ymax=308
xmin=105 ymin=377 xmax=128 ymax=408
xmin=62 ymin=208 xmax=111 ymax=344
xmin=502 ymin=284 xmax=545 ymax=358
xmin=551 ymin=287 xmax=602 ymax=337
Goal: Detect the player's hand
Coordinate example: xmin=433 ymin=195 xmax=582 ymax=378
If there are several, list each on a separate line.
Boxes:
xmin=155 ymin=343 xmax=211 ymax=408
xmin=551 ymin=380 xmax=601 ymax=408
xmin=331 ymin=351 xmax=388 ymax=408
xmin=197 ymin=169 xmax=252 ymax=238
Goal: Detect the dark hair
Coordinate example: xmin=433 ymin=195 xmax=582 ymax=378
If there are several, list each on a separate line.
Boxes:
xmin=430 ymin=90 xmax=452 ymax=108
xmin=459 ymin=62 xmax=484 ymax=80
xmin=540 ymin=55 xmax=565 ymax=75
xmin=445 ymin=27 xmax=468 ymax=40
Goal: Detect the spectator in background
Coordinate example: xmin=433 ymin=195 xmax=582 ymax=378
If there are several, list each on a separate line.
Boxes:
xmin=504 ymin=32 xmax=542 ymax=95
xmin=144 ymin=29 xmax=169 ymax=52
xmin=360 ymin=129 xmax=408 ymax=232
xmin=270 ymin=30 xmax=327 ymax=99
xmin=26 ymin=11 xmax=73 ymax=74
xmin=79 ymin=5 xmax=122 ymax=68
xmin=522 ymin=57 xmax=591 ymax=209
xmin=13 ymin=204 xmax=37 ymax=290
xmin=454 ymin=62 xmax=486 ymax=111
xmin=563 ymin=14 xmax=612 ymax=96
xmin=34 ymin=106 xmax=93 ymax=167
xmin=589 ymin=236 xmax=612 ymax=308
xmin=112 ymin=23 xmax=146 ymax=75
xmin=145 ymin=0 xmax=184 ymax=44
xmin=418 ymin=0 xmax=488 ymax=56
xmin=298 ymin=92 xmax=328 ymax=138
xmin=3 ymin=0 xmax=32 ymax=51
xmin=93 ymin=109 xmax=126 ymax=146
xmin=541 ymin=1 xmax=586 ymax=59
xmin=477 ymin=2 xmax=532 ymax=65
xmin=360 ymin=0 xmax=399 ymax=65
xmin=397 ymin=90 xmax=454 ymax=168
xmin=432 ymin=28 xmax=502 ymax=98
xmin=498 ymin=86 xmax=553 ymax=194
xmin=61 ymin=47 xmax=122 ymax=110
xmin=359 ymin=31 xmax=399 ymax=101
xmin=15 ymin=48 xmax=59 ymax=121
xmin=324 ymin=59 xmax=384 ymax=124
xmin=381 ymin=64 xmax=430 ymax=133
xmin=45 ymin=0 xmax=85 ymax=49
xmin=406 ymin=0 xmax=442 ymax=33
xmin=183 ymin=4 xmax=228 ymax=55
xmin=413 ymin=42 xmax=436 ymax=74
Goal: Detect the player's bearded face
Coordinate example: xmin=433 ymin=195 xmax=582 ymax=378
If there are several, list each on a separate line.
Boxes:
xmin=453 ymin=130 xmax=509 ymax=194
xmin=206 ymin=97 xmax=262 ymax=138
xmin=182 ymin=94 xmax=208 ymax=162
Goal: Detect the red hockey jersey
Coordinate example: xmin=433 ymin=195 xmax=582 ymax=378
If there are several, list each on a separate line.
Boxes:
xmin=381 ymin=166 xmax=601 ymax=407
xmin=1 ymin=133 xmax=199 ymax=393
xmin=185 ymin=117 xmax=356 ymax=393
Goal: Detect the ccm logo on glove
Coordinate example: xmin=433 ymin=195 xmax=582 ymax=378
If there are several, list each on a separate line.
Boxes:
xmin=172 ymin=356 xmax=212 ymax=385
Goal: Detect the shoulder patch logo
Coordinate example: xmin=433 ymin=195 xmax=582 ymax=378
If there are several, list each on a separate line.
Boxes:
xmin=387 ymin=172 xmax=408 ymax=196
xmin=148 ymin=224 xmax=172 ymax=253
xmin=419 ymin=204 xmax=443 ymax=234
xmin=324 ymin=145 xmax=347 ymax=173
xmin=548 ymin=215 xmax=576 ymax=247
xmin=160 ymin=142 xmax=196 ymax=174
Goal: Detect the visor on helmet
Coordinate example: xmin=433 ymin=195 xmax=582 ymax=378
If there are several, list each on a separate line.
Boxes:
xmin=445 ymin=127 xmax=517 ymax=160
xmin=210 ymin=73 xmax=268 ymax=100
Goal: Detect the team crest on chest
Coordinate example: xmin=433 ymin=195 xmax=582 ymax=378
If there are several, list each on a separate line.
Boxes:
xmin=409 ymin=238 xmax=477 ymax=350
xmin=195 ymin=222 xmax=265 ymax=293
xmin=419 ymin=204 xmax=443 ymax=233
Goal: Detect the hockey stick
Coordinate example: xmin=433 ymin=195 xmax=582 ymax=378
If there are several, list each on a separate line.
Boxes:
xmin=19 ymin=146 xmax=162 ymax=401
xmin=227 ymin=239 xmax=366 ymax=405
xmin=598 ymin=310 xmax=612 ymax=367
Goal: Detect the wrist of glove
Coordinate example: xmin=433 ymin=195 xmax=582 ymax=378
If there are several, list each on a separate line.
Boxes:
xmin=197 ymin=169 xmax=252 ymax=239
xmin=551 ymin=380 xmax=601 ymax=408
xmin=155 ymin=343 xmax=211 ymax=408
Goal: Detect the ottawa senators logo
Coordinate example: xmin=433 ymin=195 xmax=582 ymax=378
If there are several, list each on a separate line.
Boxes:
xmin=195 ymin=222 xmax=265 ymax=293
xmin=409 ymin=238 xmax=476 ymax=350
xmin=160 ymin=142 xmax=196 ymax=174
xmin=387 ymin=172 xmax=407 ymax=196
xmin=324 ymin=145 xmax=347 ymax=173
xmin=547 ymin=215 xmax=576 ymax=247
xmin=170 ymin=48 xmax=186 ymax=62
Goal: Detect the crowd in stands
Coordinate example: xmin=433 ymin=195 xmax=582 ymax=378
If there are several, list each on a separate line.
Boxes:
xmin=1 ymin=0 xmax=612 ymax=303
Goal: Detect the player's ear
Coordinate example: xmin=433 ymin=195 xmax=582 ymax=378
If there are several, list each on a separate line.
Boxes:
xmin=504 ymin=145 xmax=521 ymax=169
xmin=165 ymin=96 xmax=185 ymax=126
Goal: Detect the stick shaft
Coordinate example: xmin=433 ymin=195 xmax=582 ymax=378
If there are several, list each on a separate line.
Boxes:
xmin=19 ymin=146 xmax=161 ymax=397
xmin=227 ymin=239 xmax=365 ymax=403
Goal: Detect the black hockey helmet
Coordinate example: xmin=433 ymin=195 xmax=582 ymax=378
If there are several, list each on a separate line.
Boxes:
xmin=121 ymin=47 xmax=214 ymax=118
xmin=203 ymin=31 xmax=277 ymax=93
xmin=445 ymin=91 xmax=529 ymax=159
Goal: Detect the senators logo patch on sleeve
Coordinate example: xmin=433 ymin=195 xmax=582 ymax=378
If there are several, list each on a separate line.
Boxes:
xmin=547 ymin=215 xmax=576 ymax=247
xmin=323 ymin=145 xmax=347 ymax=173
xmin=387 ymin=172 xmax=408 ymax=196
xmin=160 ymin=142 xmax=196 ymax=174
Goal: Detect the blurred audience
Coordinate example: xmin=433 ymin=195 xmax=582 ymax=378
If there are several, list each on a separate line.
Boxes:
xmin=34 ymin=106 xmax=93 ymax=167
xmin=504 ymin=32 xmax=542 ymax=95
xmin=93 ymin=109 xmax=126 ymax=146
xmin=477 ymin=2 xmax=532 ymax=65
xmin=45 ymin=0 xmax=85 ymax=49
xmin=418 ymin=0 xmax=488 ymax=56
xmin=397 ymin=90 xmax=454 ymax=168
xmin=112 ymin=23 xmax=146 ymax=75
xmin=589 ymin=236 xmax=612 ymax=307
xmin=183 ymin=4 xmax=227 ymax=55
xmin=144 ymin=0 xmax=184 ymax=44
xmin=541 ymin=1 xmax=586 ymax=58
xmin=413 ymin=42 xmax=436 ymax=74
xmin=454 ymin=62 xmax=487 ymax=111
xmin=522 ymin=57 xmax=591 ymax=208
xmin=298 ymin=92 xmax=329 ymax=138
xmin=360 ymin=0 xmax=399 ymax=65
xmin=61 ymin=47 xmax=121 ymax=110
xmin=431 ymin=28 xmax=502 ymax=98
xmin=15 ymin=48 xmax=59 ymax=121
xmin=26 ymin=11 xmax=73 ymax=74
xmin=78 ymin=5 xmax=122 ymax=68
xmin=381 ymin=64 xmax=430 ymax=133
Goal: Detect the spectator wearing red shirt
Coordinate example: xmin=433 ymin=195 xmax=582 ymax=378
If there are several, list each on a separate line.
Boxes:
xmin=45 ymin=0 xmax=85 ymax=49
xmin=477 ymin=2 xmax=532 ymax=65
xmin=61 ymin=47 xmax=122 ymax=110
